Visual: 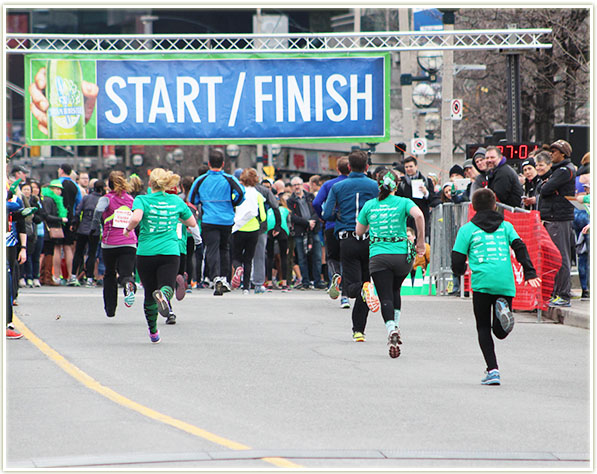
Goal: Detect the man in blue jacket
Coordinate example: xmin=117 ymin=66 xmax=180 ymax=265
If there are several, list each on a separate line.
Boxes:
xmin=189 ymin=149 xmax=245 ymax=296
xmin=313 ymin=156 xmax=350 ymax=308
xmin=322 ymin=150 xmax=378 ymax=342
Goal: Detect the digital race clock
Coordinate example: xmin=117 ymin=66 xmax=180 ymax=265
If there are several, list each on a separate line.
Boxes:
xmin=466 ymin=143 xmax=540 ymax=161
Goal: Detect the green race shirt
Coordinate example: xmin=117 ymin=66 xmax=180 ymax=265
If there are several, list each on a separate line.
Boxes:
xmin=357 ymin=195 xmax=416 ymax=257
xmin=452 ymin=220 xmax=520 ymax=296
xmin=132 ymin=192 xmax=192 ymax=256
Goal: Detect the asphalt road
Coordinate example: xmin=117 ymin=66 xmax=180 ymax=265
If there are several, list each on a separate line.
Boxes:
xmin=6 ymin=286 xmax=591 ymax=469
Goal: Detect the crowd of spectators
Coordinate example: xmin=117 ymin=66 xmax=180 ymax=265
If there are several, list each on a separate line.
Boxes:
xmin=6 ymin=138 xmax=589 ymax=338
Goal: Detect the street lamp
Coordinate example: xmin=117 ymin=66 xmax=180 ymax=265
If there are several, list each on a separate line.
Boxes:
xmin=417 ymin=50 xmax=443 ymax=76
xmin=226 ymin=144 xmax=240 ymax=159
xmin=412 ymin=82 xmax=437 ymax=109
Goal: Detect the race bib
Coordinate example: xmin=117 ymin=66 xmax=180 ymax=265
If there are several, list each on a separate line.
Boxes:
xmin=113 ymin=208 xmax=132 ymax=228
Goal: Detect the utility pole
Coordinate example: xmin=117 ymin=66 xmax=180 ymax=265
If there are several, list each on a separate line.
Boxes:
xmin=255 ymin=8 xmax=264 ymax=176
xmin=440 ymin=10 xmax=455 ymax=182
xmin=399 ymin=8 xmax=414 ymax=150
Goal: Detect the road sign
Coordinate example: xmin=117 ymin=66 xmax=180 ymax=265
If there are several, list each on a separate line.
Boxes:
xmin=450 ymin=99 xmax=463 ymax=120
xmin=411 ymin=138 xmax=427 ymax=155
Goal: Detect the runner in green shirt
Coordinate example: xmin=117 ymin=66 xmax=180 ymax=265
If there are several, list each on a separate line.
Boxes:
xmin=452 ymin=188 xmax=540 ymax=385
xmin=356 ymin=170 xmax=426 ymax=359
xmin=124 ymin=169 xmax=201 ymax=343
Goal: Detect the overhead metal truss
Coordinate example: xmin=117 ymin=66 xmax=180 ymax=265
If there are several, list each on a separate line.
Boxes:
xmin=6 ymin=29 xmax=551 ymax=54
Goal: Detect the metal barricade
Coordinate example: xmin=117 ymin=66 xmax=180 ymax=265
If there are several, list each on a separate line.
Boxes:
xmin=429 ymin=202 xmax=471 ymax=295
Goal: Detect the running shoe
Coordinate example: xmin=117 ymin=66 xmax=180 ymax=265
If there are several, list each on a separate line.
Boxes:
xmin=148 ymin=329 xmax=161 ymax=344
xmin=222 ymin=278 xmax=232 ymax=293
xmin=254 ymin=285 xmax=266 ymax=294
xmin=548 ymin=296 xmax=571 ymax=308
xmin=242 ymin=289 xmax=250 ymax=295
xmin=495 ymin=297 xmax=514 ymax=334
xmin=388 ymin=329 xmax=402 ymax=358
xmin=352 ymin=331 xmax=366 ymax=342
xmin=327 ymin=274 xmax=341 ymax=300
xmin=280 ymin=285 xmax=290 ymax=293
xmin=340 ymin=296 xmax=350 ymax=309
xmin=581 ymin=289 xmax=590 ymax=301
xmin=26 ymin=279 xmax=33 ymax=288
xmin=213 ymin=277 xmax=224 ymax=296
xmin=166 ymin=313 xmax=177 ymax=325
xmin=481 ymin=369 xmax=501 ymax=385
xmin=6 ymin=328 xmax=23 ymax=339
xmin=123 ymin=281 xmax=136 ymax=308
xmin=175 ymin=274 xmax=186 ymax=301
xmin=18 ymin=278 xmax=27 ymax=288
xmin=361 ymin=282 xmax=380 ymax=312
xmin=85 ymin=278 xmax=95 ymax=287
xmin=152 ymin=289 xmax=172 ymax=317
xmin=33 ymin=279 xmax=41 ymax=287
xmin=66 ymin=275 xmax=80 ymax=287
xmin=231 ymin=267 xmax=244 ymax=289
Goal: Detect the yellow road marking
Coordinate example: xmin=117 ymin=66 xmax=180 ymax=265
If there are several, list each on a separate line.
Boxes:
xmin=12 ymin=317 xmax=302 ymax=469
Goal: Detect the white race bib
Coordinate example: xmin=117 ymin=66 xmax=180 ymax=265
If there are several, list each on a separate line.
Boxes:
xmin=113 ymin=208 xmax=133 ymax=229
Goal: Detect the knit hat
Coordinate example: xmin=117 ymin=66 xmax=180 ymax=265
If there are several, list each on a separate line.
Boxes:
xmin=233 ymin=168 xmax=243 ymax=179
xmin=463 ymin=159 xmax=474 ymax=169
xmin=473 ymin=147 xmax=486 ymax=160
xmin=520 ymin=158 xmax=536 ymax=170
xmin=550 ymin=139 xmax=572 ymax=157
xmin=449 ymin=164 xmax=464 ymax=177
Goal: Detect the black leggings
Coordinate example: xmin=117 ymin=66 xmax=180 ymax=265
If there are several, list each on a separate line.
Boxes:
xmin=231 ymin=230 xmax=259 ymax=289
xmin=102 ymin=246 xmax=136 ymax=317
xmin=472 ymin=291 xmax=512 ymax=371
xmin=266 ymin=231 xmax=288 ymax=281
xmin=137 ymin=255 xmax=180 ymax=332
xmin=370 ymin=254 xmax=413 ymax=324
xmin=72 ymin=233 xmax=100 ymax=279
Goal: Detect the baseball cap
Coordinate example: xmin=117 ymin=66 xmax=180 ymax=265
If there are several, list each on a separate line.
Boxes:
xmin=48 ymin=179 xmax=63 ymax=189
xmin=463 ymin=159 xmax=474 ymax=169
xmin=11 ymin=165 xmax=29 ymax=175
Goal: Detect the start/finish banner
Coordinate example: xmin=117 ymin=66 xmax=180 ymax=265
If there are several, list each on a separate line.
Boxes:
xmin=25 ymin=53 xmax=390 ymax=145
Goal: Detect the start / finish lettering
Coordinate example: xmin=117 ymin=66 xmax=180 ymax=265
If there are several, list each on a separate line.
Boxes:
xmin=94 ymin=55 xmax=387 ymax=140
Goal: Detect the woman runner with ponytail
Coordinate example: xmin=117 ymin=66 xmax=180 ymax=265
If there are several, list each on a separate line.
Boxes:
xmin=355 ymin=170 xmax=426 ymax=358
xmin=124 ymin=169 xmax=201 ymax=343
xmin=91 ymin=171 xmax=138 ymax=318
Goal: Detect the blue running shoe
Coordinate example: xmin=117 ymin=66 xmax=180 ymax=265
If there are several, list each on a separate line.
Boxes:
xmin=148 ymin=329 xmax=161 ymax=344
xmin=481 ymin=369 xmax=501 ymax=385
xmin=495 ymin=297 xmax=514 ymax=334
xmin=124 ymin=281 xmax=136 ymax=308
xmin=340 ymin=296 xmax=350 ymax=309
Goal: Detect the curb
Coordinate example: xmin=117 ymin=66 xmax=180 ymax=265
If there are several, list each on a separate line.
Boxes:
xmin=539 ymin=306 xmax=590 ymax=330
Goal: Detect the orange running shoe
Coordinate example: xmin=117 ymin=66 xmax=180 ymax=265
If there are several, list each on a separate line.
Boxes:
xmin=361 ymin=281 xmax=380 ymax=312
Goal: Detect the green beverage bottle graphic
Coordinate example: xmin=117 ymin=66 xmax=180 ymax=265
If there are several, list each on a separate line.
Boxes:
xmin=46 ymin=59 xmax=85 ymax=140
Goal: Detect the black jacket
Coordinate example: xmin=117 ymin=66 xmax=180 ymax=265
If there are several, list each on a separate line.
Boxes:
xmin=39 ymin=196 xmax=63 ymax=241
xmin=74 ymin=191 xmax=103 ymax=236
xmin=487 ymin=159 xmax=523 ymax=208
xmin=522 ymin=175 xmax=541 ymax=210
xmin=451 ymin=209 xmax=537 ymax=280
xmin=538 ymin=158 xmax=576 ymax=222
xmin=287 ymin=191 xmax=320 ymax=236
xmin=397 ymin=171 xmax=434 ymax=220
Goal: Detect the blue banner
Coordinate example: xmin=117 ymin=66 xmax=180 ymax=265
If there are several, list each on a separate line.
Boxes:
xmin=94 ymin=55 xmax=387 ymax=142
